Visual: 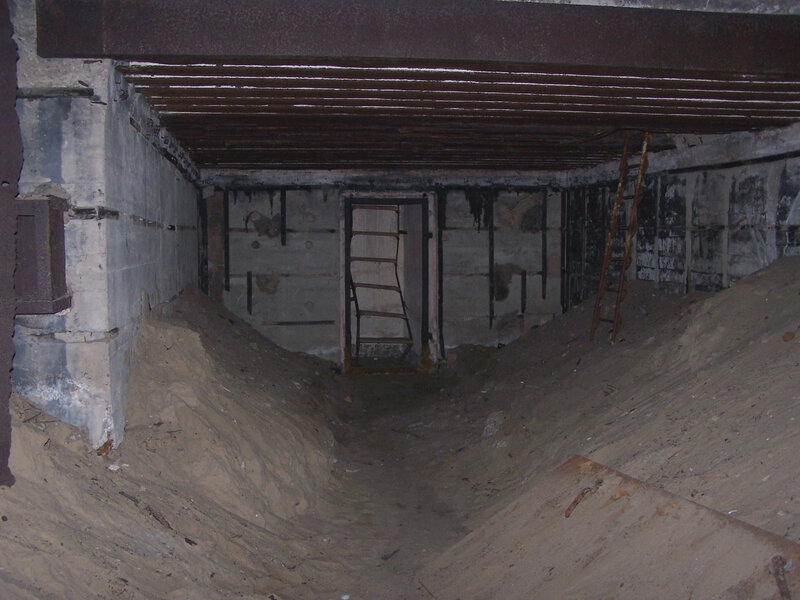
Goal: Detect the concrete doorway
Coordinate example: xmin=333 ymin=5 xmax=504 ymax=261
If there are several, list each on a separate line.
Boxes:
xmin=342 ymin=192 xmax=438 ymax=372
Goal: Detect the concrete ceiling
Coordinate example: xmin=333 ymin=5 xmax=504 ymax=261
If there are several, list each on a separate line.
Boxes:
xmin=37 ymin=0 xmax=800 ymax=172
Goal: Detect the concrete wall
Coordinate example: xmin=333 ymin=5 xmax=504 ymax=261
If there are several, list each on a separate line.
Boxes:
xmin=442 ymin=188 xmax=562 ymax=348
xmin=218 ymin=182 xmax=562 ymax=359
xmin=633 ymin=161 xmax=798 ymax=293
xmin=1 ymin=0 xmax=22 ymax=487
xmin=11 ymin=0 xmax=114 ymax=446
xmin=561 ymin=125 xmax=800 ymax=307
xmin=103 ymin=73 xmax=199 ymax=441
xmin=10 ymin=0 xmax=198 ymax=447
xmin=223 ymin=189 xmax=340 ymax=361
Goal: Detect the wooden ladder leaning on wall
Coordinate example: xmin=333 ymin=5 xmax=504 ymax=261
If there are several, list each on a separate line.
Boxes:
xmin=590 ymin=131 xmax=651 ymax=342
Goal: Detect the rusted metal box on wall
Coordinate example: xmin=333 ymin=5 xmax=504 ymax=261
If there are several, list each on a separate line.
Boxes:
xmin=14 ymin=195 xmax=71 ymax=314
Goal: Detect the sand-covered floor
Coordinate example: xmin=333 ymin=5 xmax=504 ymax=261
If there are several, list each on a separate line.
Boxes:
xmin=1 ymin=257 xmax=799 ymax=598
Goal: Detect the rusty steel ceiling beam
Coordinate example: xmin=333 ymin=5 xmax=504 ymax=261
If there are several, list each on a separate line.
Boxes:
xmin=37 ymin=0 xmax=800 ymax=76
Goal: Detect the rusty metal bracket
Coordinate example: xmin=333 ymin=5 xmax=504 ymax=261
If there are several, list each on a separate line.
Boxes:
xmin=772 ymin=555 xmax=794 ymax=600
xmin=15 ymin=196 xmax=71 ymax=315
xmin=565 ymin=478 xmax=603 ymax=518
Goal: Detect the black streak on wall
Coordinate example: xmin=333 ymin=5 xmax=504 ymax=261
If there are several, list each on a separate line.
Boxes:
xmin=584 ymin=186 xmax=606 ymax=296
xmin=564 ymin=151 xmax=800 ymax=312
xmin=563 ymin=189 xmax=586 ymax=309
xmin=656 ymin=175 xmax=687 ymax=293
xmin=466 ymin=188 xmax=492 ymax=231
xmin=635 ymin=176 xmax=658 ymax=282
xmin=564 ymin=175 xmax=662 ymax=309
xmin=0 ymin=0 xmax=20 ymax=486
xmin=690 ymin=172 xmax=725 ymax=291
xmin=728 ymin=174 xmax=768 ymax=280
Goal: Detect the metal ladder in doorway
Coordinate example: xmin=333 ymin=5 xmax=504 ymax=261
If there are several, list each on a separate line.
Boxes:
xmin=348 ymin=202 xmax=413 ymax=365
xmin=590 ymin=131 xmax=651 ymax=342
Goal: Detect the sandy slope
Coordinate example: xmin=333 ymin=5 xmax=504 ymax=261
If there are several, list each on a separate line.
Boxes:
xmin=0 ymin=291 xmax=346 ymax=599
xmin=1 ymin=258 xmax=799 ymax=599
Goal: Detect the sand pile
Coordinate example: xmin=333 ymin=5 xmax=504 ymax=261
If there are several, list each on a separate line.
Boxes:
xmin=352 ymin=256 xmax=800 ymax=598
xmin=126 ymin=293 xmax=335 ymax=523
xmin=378 ymin=257 xmax=800 ymax=530
xmin=0 ymin=289 xmax=343 ymax=599
xmin=1 ymin=258 xmax=799 ymax=599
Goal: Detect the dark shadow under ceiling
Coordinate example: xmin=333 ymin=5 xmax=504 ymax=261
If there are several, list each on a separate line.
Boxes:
xmin=38 ymin=0 xmax=800 ymax=172
xmin=117 ymin=59 xmax=800 ymax=171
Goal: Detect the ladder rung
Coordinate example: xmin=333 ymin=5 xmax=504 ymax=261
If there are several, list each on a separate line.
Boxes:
xmin=350 ymin=256 xmax=397 ymax=263
xmin=624 ymin=194 xmax=636 ymax=200
xmin=353 ymin=282 xmax=401 ymax=291
xmin=359 ymin=310 xmax=407 ymax=319
xmin=352 ymin=230 xmax=399 ymax=237
xmin=352 ymin=204 xmax=398 ymax=211
xmin=359 ymin=337 xmax=413 ymax=345
xmin=609 ymin=256 xmax=625 ymax=262
xmin=606 ymin=287 xmax=619 ymax=293
xmin=599 ymin=318 xmax=616 ymax=324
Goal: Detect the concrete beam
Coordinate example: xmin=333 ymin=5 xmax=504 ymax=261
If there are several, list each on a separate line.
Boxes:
xmin=36 ymin=0 xmax=800 ymax=76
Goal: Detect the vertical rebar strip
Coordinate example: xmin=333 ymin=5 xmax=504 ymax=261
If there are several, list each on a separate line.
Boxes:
xmin=223 ymin=190 xmax=230 ymax=292
xmin=488 ymin=192 xmax=495 ymax=329
xmin=343 ymin=196 xmax=353 ymax=366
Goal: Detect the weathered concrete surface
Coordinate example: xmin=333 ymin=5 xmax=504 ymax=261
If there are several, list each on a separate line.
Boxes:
xmin=211 ymin=127 xmax=800 ymax=354
xmin=220 ymin=182 xmax=561 ymax=359
xmin=103 ymin=72 xmax=199 ymax=442
xmin=11 ymin=0 xmax=113 ymax=447
xmin=569 ymin=123 xmax=800 ymax=186
xmin=562 ymin=123 xmax=800 ymax=306
xmin=443 ymin=188 xmax=561 ymax=348
xmin=203 ymin=170 xmax=558 ymax=191
xmin=423 ymin=456 xmax=800 ymax=599
xmin=0 ymin=0 xmax=21 ymax=487
xmin=224 ymin=189 xmax=340 ymax=361
xmin=10 ymin=0 xmax=198 ymax=448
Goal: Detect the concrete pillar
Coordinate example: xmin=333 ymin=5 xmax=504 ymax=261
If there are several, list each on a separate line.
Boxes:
xmin=0 ymin=0 xmax=20 ymax=486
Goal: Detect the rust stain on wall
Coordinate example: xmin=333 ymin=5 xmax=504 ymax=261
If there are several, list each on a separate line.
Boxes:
xmin=493 ymin=263 xmax=522 ymax=301
xmin=246 ymin=210 xmax=280 ymax=238
xmin=256 ymin=273 xmax=281 ymax=294
xmin=495 ymin=195 xmax=541 ymax=232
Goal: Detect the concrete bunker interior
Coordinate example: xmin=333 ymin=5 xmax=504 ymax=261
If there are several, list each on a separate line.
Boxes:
xmin=3 ymin=0 xmax=800 ymax=598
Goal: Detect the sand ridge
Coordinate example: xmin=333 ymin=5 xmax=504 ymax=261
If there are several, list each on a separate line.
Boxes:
xmin=0 ymin=257 xmax=798 ymax=598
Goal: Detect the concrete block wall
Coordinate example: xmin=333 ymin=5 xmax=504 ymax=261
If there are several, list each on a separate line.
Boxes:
xmin=223 ymin=189 xmax=340 ymax=361
xmin=10 ymin=0 xmax=199 ymax=447
xmin=561 ymin=125 xmax=800 ymax=307
xmin=441 ymin=188 xmax=562 ymax=348
xmin=634 ymin=162 xmax=795 ymax=292
xmin=103 ymin=75 xmax=199 ymax=442
xmin=217 ymin=182 xmax=562 ymax=360
xmin=11 ymin=0 xmax=115 ymax=445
